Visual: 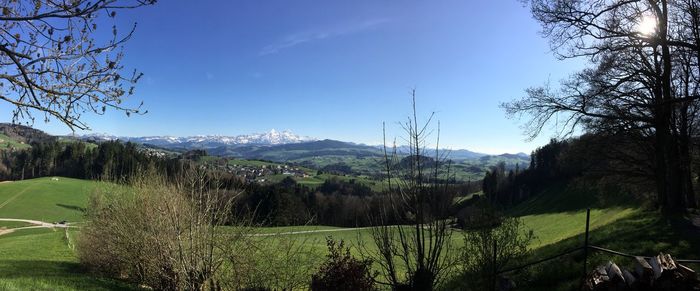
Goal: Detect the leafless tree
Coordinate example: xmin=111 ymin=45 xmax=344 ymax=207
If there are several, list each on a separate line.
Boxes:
xmin=0 ymin=0 xmax=155 ymax=130
xmin=78 ymin=167 xmax=250 ymax=290
xmin=362 ymin=90 xmax=457 ymax=290
xmin=503 ymin=0 xmax=700 ymax=211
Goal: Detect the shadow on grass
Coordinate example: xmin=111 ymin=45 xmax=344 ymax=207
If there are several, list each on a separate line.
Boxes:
xmin=508 ymin=211 xmax=700 ymax=291
xmin=0 ymin=260 xmax=140 ymax=290
xmin=508 ymin=181 xmax=640 ymax=217
xmin=56 ymin=203 xmax=86 ymax=213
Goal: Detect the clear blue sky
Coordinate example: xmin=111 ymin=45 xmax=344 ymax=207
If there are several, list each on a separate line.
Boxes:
xmin=0 ymin=0 xmax=583 ymax=154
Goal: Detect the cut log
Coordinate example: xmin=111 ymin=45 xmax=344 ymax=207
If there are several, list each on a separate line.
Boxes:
xmin=677 ymin=263 xmax=696 ymax=279
xmin=634 ymin=256 xmax=654 ymax=284
xmin=658 ymin=253 xmax=677 ymax=271
xmin=583 ymin=254 xmax=698 ymax=290
xmin=606 ymin=261 xmax=624 ymax=282
xmin=622 ymin=269 xmax=636 ymax=287
xmin=650 ymin=255 xmax=663 ymax=279
xmin=583 ymin=265 xmax=611 ymax=290
xmin=594 ymin=265 xmax=610 ymax=285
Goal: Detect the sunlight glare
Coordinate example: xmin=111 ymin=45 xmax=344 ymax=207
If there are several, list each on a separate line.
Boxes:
xmin=637 ymin=14 xmax=657 ymax=36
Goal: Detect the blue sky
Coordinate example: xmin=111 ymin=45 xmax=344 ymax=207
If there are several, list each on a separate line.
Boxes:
xmin=0 ymin=1 xmax=583 ymax=154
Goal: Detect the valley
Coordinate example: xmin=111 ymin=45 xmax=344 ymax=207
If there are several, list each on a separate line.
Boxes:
xmin=1 ymin=1 xmax=700 ymax=290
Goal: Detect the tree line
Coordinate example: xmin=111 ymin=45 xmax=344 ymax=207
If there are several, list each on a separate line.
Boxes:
xmin=0 ymin=140 xmax=171 ymax=181
xmin=0 ymin=138 xmax=484 ymax=227
xmin=482 ymin=133 xmax=674 ymax=208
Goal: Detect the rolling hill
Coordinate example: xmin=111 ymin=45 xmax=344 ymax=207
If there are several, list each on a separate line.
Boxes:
xmin=0 ymin=177 xmax=137 ymax=290
xmin=0 ymin=123 xmax=529 ymax=181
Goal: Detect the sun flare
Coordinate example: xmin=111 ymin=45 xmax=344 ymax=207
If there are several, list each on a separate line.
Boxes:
xmin=637 ymin=14 xmax=657 ymax=35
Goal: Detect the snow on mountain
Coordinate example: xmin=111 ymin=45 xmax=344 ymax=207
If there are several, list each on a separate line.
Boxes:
xmin=80 ymin=129 xmax=315 ymax=148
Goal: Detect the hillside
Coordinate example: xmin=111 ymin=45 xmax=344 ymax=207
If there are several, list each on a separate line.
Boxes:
xmin=205 ymin=140 xmax=529 ymax=180
xmin=0 ymin=177 xmax=137 ymax=290
xmin=0 ymin=177 xmax=698 ymax=290
xmin=0 ymin=134 xmax=30 ymax=151
xmin=0 ymin=123 xmax=55 ymax=144
xmin=498 ymin=182 xmax=700 ymax=290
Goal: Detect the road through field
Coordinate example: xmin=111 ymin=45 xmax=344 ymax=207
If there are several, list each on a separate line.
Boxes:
xmin=250 ymin=226 xmax=371 ymax=237
xmin=0 ymin=218 xmax=71 ymax=236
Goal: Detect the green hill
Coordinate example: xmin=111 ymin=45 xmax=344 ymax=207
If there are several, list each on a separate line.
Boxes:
xmin=0 ymin=177 xmax=97 ymax=222
xmin=1 ymin=176 xmax=697 ymax=290
xmin=499 ymin=182 xmax=700 ymax=290
xmin=0 ymin=177 xmax=135 ymax=290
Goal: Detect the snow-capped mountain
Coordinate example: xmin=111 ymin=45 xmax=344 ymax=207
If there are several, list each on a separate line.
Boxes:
xmin=80 ymin=129 xmax=316 ymax=148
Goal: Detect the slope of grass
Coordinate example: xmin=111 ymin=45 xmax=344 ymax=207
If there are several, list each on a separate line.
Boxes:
xmin=516 ymin=210 xmax=700 ymax=290
xmin=0 ymin=228 xmax=138 ymax=291
xmin=0 ymin=177 xmax=96 ymax=222
xmin=0 ymin=177 xmax=139 ymax=291
xmin=493 ymin=182 xmax=700 ymax=290
xmin=503 ymin=182 xmax=636 ymax=248
xmin=1 ymin=176 xmax=696 ymax=290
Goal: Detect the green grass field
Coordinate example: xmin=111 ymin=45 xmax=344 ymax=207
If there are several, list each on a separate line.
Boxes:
xmin=0 ymin=177 xmax=96 ymax=222
xmin=497 ymin=183 xmax=700 ymax=290
xmin=0 ymin=177 xmax=137 ymax=291
xmin=0 ymin=177 xmax=697 ymax=290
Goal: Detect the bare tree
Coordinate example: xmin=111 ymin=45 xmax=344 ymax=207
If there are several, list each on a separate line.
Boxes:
xmin=0 ymin=0 xmax=155 ymax=130
xmin=503 ymin=0 xmax=700 ymax=211
xmin=362 ymin=90 xmax=457 ymax=290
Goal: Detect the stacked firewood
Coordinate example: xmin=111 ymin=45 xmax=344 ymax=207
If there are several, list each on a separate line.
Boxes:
xmin=583 ymin=253 xmax=699 ymax=290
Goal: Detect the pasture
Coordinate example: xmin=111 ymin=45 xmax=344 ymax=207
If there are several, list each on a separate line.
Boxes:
xmin=0 ymin=177 xmax=136 ymax=290
xmin=0 ymin=177 xmax=697 ymax=290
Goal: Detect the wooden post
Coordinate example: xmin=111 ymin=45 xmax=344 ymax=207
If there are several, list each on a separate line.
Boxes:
xmin=583 ymin=208 xmax=591 ymax=279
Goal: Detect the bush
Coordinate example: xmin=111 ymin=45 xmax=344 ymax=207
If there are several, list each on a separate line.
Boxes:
xmin=310 ymin=237 xmax=375 ymax=291
xmin=77 ymin=169 xmax=247 ymax=290
xmin=457 ymin=212 xmax=535 ymax=290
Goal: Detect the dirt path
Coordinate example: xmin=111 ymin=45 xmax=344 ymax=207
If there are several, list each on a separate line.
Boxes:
xmin=250 ymin=227 xmax=370 ymax=237
xmin=0 ymin=218 xmax=72 ymax=236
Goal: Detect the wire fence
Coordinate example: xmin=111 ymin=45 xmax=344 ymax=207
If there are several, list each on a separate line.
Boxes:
xmin=492 ymin=208 xmax=700 ymax=288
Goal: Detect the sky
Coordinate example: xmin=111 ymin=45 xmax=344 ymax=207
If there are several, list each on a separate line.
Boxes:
xmin=0 ymin=1 xmax=585 ymax=155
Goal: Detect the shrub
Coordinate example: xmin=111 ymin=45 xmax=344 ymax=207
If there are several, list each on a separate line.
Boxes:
xmin=310 ymin=237 xmax=375 ymax=291
xmin=77 ymin=168 xmax=247 ymax=290
xmin=457 ymin=212 xmax=535 ymax=290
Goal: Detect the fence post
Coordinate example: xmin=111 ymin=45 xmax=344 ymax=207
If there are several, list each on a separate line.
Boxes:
xmin=582 ymin=208 xmax=591 ymax=279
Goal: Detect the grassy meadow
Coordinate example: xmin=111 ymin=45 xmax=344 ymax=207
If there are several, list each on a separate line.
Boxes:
xmin=0 ymin=177 xmax=137 ymax=290
xmin=0 ymin=177 xmax=697 ymax=290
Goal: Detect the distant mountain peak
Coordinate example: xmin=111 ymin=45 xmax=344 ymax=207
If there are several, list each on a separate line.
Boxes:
xmin=79 ymin=129 xmax=316 ymax=147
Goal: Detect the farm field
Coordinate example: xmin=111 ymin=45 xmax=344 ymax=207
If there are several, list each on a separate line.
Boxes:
xmin=0 ymin=177 xmax=137 ymax=290
xmin=0 ymin=177 xmax=697 ymax=290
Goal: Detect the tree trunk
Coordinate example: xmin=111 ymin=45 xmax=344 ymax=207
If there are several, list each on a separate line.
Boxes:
xmin=659 ymin=0 xmax=686 ymax=212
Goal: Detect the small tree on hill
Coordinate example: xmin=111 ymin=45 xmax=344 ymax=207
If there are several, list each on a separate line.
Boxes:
xmin=362 ymin=90 xmax=457 ymax=290
xmin=310 ymin=237 xmax=375 ymax=291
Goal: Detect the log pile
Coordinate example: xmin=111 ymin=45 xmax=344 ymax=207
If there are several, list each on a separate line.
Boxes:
xmin=583 ymin=253 xmax=699 ymax=290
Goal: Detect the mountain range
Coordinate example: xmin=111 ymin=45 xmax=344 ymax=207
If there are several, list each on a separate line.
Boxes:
xmin=78 ymin=129 xmax=528 ymax=159
xmin=80 ymin=129 xmax=316 ymax=149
